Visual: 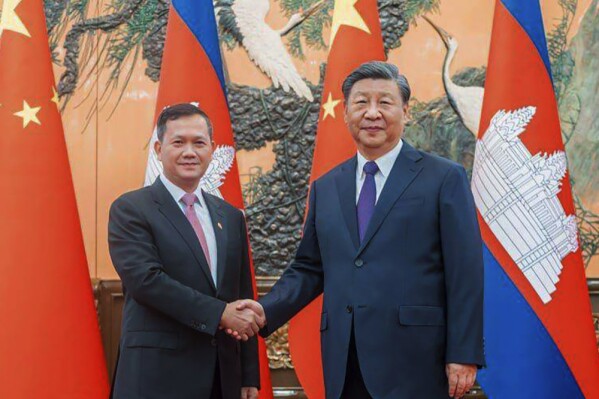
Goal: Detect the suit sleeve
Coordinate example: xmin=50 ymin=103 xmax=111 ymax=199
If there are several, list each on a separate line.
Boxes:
xmin=439 ymin=165 xmax=485 ymax=367
xmin=259 ymin=182 xmax=324 ymax=336
xmin=238 ymin=214 xmax=260 ymax=388
xmin=108 ymin=195 xmax=226 ymax=336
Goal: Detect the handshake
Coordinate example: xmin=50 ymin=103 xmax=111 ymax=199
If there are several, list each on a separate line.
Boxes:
xmin=219 ymin=300 xmax=266 ymax=341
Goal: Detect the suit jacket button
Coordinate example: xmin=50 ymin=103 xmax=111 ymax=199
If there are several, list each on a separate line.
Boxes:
xmin=211 ymin=338 xmax=217 ymax=347
xmin=346 ymin=305 xmax=353 ymax=313
xmin=354 ymin=259 xmax=364 ymax=267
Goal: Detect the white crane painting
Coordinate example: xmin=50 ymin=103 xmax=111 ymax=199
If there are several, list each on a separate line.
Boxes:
xmin=218 ymin=0 xmax=327 ymax=102
xmin=423 ymin=16 xmax=484 ymax=137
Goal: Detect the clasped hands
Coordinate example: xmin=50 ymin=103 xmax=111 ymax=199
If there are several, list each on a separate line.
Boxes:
xmin=219 ymin=300 xmax=265 ymax=341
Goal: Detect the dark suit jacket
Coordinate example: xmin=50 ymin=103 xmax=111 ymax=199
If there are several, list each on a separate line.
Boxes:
xmin=108 ymin=178 xmax=259 ymax=399
xmin=260 ymin=142 xmax=484 ymax=399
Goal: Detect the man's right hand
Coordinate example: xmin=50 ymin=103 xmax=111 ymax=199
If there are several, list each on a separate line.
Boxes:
xmin=220 ymin=300 xmax=266 ymax=341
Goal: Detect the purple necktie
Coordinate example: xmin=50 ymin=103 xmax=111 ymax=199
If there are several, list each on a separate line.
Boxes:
xmin=357 ymin=161 xmax=379 ymax=242
xmin=181 ymin=193 xmax=212 ymax=273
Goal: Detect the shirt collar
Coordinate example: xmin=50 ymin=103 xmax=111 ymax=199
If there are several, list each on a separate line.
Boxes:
xmin=160 ymin=174 xmax=206 ymax=208
xmin=356 ymin=139 xmax=403 ymax=178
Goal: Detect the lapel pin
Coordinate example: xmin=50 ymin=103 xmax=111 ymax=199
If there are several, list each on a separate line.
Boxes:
xmin=217 ymin=222 xmax=223 ymax=230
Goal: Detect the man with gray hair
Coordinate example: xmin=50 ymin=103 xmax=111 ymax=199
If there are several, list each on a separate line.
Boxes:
xmin=237 ymin=61 xmax=485 ymax=398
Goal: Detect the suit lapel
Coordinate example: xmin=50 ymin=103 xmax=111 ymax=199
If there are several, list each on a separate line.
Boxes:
xmin=151 ymin=179 xmax=216 ymax=292
xmin=357 ymin=142 xmax=424 ymax=257
xmin=203 ymin=192 xmax=228 ymax=295
xmin=334 ymin=157 xmax=360 ymax=250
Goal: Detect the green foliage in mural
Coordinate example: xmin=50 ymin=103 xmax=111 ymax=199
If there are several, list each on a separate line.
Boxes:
xmin=278 ymin=0 xmax=333 ymax=59
xmin=547 ymin=0 xmax=577 ymax=103
xmin=107 ymin=0 xmax=158 ymax=72
xmin=403 ymin=0 xmax=439 ymax=24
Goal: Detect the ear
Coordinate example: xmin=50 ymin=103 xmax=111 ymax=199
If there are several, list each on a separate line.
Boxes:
xmin=206 ymin=140 xmax=215 ymax=162
xmin=343 ymin=103 xmax=349 ymax=124
xmin=154 ymin=139 xmax=163 ymax=162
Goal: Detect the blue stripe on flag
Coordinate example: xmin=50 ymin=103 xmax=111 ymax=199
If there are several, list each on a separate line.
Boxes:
xmin=172 ymin=0 xmax=227 ymax=93
xmin=500 ymin=0 xmax=553 ymax=79
xmin=477 ymin=245 xmax=583 ymax=398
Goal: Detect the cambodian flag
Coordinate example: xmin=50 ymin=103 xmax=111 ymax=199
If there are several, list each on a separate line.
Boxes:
xmin=143 ymin=1 xmax=273 ymax=397
xmin=472 ymin=1 xmax=599 ymax=397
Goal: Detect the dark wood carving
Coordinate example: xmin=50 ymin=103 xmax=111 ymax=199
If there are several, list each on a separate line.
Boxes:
xmin=588 ymin=279 xmax=599 ymax=347
xmin=95 ymin=280 xmax=124 ymax=382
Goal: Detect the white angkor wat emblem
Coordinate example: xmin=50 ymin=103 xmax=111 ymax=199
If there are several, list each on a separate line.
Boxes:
xmin=471 ymin=106 xmax=579 ymax=304
xmin=199 ymin=145 xmax=235 ymax=198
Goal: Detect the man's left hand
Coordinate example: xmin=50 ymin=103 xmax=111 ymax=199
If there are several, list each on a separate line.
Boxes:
xmin=446 ymin=363 xmax=477 ymax=398
xmin=241 ymin=386 xmax=258 ymax=399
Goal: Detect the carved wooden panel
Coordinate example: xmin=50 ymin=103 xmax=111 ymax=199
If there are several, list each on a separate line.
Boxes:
xmin=588 ymin=278 xmax=599 ymax=347
xmin=94 ymin=280 xmax=124 ymax=381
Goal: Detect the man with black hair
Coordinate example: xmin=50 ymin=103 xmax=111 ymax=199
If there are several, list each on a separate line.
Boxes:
xmin=108 ymin=103 xmax=262 ymax=399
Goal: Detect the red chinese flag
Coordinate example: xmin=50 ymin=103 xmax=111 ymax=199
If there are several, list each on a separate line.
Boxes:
xmin=143 ymin=1 xmax=273 ymax=396
xmin=0 ymin=0 xmax=109 ymax=397
xmin=287 ymin=0 xmax=385 ymax=397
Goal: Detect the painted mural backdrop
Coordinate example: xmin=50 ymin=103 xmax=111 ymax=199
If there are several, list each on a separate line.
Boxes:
xmin=20 ymin=0 xmax=597 ymax=278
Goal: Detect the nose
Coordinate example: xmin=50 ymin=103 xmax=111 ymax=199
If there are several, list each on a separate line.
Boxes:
xmin=364 ymin=102 xmax=380 ymax=119
xmin=181 ymin=143 xmax=197 ymax=157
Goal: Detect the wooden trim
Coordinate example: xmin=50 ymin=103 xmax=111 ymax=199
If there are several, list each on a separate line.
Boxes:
xmin=95 ymin=280 xmax=123 ymax=379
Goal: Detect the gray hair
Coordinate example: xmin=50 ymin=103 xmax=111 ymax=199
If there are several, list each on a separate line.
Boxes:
xmin=156 ymin=103 xmax=213 ymax=142
xmin=341 ymin=61 xmax=411 ymax=104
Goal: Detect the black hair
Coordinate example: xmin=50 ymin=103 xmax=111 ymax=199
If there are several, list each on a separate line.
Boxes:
xmin=156 ymin=103 xmax=213 ymax=142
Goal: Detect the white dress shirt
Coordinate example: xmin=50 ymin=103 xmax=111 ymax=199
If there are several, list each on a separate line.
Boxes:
xmin=160 ymin=174 xmax=218 ymax=285
xmin=356 ymin=139 xmax=404 ymax=204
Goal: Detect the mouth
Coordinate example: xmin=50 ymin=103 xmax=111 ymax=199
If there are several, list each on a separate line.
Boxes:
xmin=361 ymin=126 xmax=384 ymax=133
xmin=178 ymin=162 xmax=199 ymax=168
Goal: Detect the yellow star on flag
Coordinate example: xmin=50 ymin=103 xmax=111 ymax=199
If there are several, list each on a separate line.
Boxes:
xmin=0 ymin=0 xmax=31 ymax=38
xmin=322 ymin=92 xmax=341 ymax=120
xmin=51 ymin=87 xmax=60 ymax=106
xmin=329 ymin=0 xmax=371 ymax=46
xmin=14 ymin=100 xmax=41 ymax=128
